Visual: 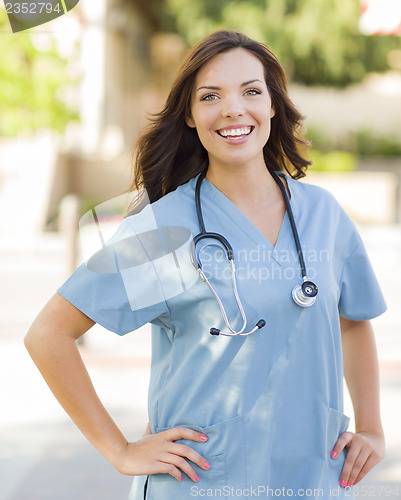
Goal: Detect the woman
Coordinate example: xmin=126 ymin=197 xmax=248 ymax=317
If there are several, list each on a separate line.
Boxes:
xmin=25 ymin=30 xmax=386 ymax=499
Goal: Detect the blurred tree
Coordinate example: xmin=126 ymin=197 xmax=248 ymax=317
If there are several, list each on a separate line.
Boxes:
xmin=161 ymin=0 xmax=401 ymax=87
xmin=0 ymin=8 xmax=79 ymax=137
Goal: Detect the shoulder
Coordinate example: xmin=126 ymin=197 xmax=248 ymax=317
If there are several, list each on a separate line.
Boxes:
xmin=288 ymin=175 xmax=339 ymax=207
xmin=153 ymin=177 xmax=196 ymax=211
xmin=151 ymin=178 xmax=197 ymax=226
xmin=287 ymin=174 xmax=349 ymax=222
xmin=124 ymin=176 xmax=197 ymax=230
xmin=287 ymin=174 xmax=364 ymax=252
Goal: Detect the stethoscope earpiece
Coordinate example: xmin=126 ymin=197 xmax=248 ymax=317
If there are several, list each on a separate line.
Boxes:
xmin=292 ymin=281 xmax=318 ymax=308
xmin=209 ymin=319 xmax=266 ymax=337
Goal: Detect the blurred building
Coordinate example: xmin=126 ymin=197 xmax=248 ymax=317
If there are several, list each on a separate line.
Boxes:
xmin=0 ymin=0 xmax=186 ymax=236
xmin=54 ymin=0 xmax=185 ymax=223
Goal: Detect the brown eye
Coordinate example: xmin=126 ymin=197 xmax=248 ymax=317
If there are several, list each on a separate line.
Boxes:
xmin=201 ymin=94 xmax=218 ymax=102
xmin=244 ymin=89 xmax=262 ymax=96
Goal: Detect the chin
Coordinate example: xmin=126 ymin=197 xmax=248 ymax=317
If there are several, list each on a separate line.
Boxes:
xmin=225 ymin=154 xmax=259 ymax=168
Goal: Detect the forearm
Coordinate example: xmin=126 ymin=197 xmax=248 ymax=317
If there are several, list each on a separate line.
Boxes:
xmin=340 ymin=317 xmax=384 ymax=437
xmin=25 ymin=298 xmax=128 ymax=469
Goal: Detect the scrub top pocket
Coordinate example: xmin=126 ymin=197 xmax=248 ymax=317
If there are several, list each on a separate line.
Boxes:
xmin=326 ymin=407 xmax=350 ymax=452
xmin=145 ymin=453 xmax=226 ymax=500
xmin=323 ymin=407 xmax=353 ymax=498
xmin=143 ymin=415 xmax=246 ymax=499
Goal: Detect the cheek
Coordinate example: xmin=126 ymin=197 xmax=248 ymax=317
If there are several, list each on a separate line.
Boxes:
xmin=192 ymin=105 xmax=218 ymax=130
xmin=260 ymin=111 xmax=274 ymax=132
xmin=201 ymin=113 xmax=217 ymax=132
xmin=195 ymin=119 xmax=217 ymax=145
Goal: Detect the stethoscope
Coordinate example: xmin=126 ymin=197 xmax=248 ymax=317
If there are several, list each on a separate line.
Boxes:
xmin=190 ymin=169 xmax=318 ymax=336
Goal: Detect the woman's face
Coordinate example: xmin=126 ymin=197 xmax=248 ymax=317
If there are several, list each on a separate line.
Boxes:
xmin=187 ymin=48 xmax=275 ymax=171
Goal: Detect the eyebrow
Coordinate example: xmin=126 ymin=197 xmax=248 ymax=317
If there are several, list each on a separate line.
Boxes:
xmin=196 ymin=79 xmax=264 ymax=92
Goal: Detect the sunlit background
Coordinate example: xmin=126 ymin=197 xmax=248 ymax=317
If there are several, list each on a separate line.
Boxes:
xmin=0 ymin=0 xmax=400 ymax=498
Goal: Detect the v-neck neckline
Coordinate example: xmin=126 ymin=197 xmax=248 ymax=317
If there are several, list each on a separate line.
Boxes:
xmin=200 ymin=174 xmax=297 ymax=251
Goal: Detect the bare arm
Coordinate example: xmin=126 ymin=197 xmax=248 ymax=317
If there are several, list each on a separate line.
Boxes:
xmin=24 ymin=293 xmax=210 ymax=481
xmin=331 ymin=318 xmax=385 ymax=487
xmin=24 ymin=293 xmax=131 ymax=466
xmin=341 ymin=318 xmax=384 ymax=437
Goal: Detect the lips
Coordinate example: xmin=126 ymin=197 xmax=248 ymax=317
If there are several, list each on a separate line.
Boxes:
xmin=216 ymin=126 xmax=254 ymax=138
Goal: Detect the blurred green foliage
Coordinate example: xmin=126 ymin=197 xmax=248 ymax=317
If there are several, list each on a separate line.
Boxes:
xmin=309 ymin=150 xmax=357 ymax=173
xmin=306 ymin=124 xmax=401 ymax=173
xmin=0 ymin=8 xmax=79 ymax=137
xmin=162 ymin=0 xmax=401 ymax=87
xmin=352 ymin=129 xmax=401 ymax=156
xmin=306 ymin=125 xmax=401 ymax=156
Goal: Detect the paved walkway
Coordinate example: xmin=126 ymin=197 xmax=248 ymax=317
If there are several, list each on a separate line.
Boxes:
xmin=0 ymin=226 xmax=400 ymax=499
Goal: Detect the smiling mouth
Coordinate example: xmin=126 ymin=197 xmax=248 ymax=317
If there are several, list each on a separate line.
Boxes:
xmin=217 ymin=126 xmax=254 ymax=138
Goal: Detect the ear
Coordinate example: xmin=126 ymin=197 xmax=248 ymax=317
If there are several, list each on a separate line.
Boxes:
xmin=186 ymin=115 xmax=196 ymax=128
xmin=270 ymin=106 xmax=275 ymax=119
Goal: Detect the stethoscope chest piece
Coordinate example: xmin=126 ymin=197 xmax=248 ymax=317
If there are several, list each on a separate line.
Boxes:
xmin=292 ymin=280 xmax=318 ymax=307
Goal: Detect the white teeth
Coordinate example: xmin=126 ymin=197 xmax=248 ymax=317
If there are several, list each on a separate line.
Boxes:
xmin=219 ymin=127 xmax=252 ymax=137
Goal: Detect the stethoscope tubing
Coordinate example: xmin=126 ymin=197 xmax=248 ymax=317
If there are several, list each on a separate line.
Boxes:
xmin=192 ymin=168 xmax=318 ymax=336
xmin=268 ymin=166 xmax=307 ymax=279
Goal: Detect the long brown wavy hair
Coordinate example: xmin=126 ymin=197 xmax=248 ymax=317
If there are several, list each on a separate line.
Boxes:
xmin=128 ymin=30 xmax=311 ymax=204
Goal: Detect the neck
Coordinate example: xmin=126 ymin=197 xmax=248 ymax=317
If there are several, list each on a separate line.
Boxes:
xmin=205 ymin=162 xmax=278 ymax=204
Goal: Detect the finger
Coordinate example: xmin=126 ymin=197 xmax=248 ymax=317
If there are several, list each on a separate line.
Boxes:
xmin=157 ymin=462 xmax=184 ymax=482
xmin=170 ymin=442 xmax=210 ymax=470
xmin=331 ymin=432 xmax=353 ymax=460
xmin=339 ymin=437 xmax=364 ymax=487
xmin=164 ymin=453 xmax=200 ymax=482
xmin=353 ymin=451 xmax=382 ymax=485
xmin=339 ymin=451 xmax=358 ymax=487
xmin=347 ymin=448 xmax=371 ymax=486
xmin=163 ymin=427 xmax=208 ymax=443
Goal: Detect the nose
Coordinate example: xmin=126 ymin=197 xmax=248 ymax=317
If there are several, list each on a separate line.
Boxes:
xmin=221 ymin=95 xmax=245 ymax=118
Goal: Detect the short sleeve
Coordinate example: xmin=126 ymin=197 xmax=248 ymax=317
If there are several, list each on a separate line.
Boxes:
xmin=338 ymin=237 xmax=387 ymax=321
xmin=57 ymin=210 xmax=171 ymax=335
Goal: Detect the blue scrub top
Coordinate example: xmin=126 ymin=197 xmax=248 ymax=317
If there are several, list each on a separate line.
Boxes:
xmin=58 ymin=174 xmax=386 ymax=499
